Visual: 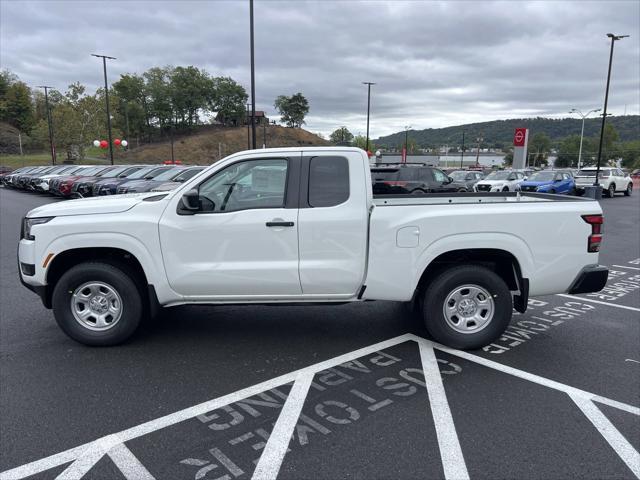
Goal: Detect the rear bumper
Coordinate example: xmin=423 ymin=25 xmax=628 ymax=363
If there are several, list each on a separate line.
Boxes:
xmin=567 ymin=265 xmax=608 ymax=294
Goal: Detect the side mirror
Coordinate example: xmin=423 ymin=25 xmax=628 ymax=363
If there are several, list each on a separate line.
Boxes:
xmin=181 ymin=189 xmax=200 ymax=211
xmin=446 ymin=176 xmax=454 ymax=184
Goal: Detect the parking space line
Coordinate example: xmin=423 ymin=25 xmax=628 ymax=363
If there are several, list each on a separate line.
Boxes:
xmin=555 ymin=294 xmax=640 ymax=312
xmin=55 ymin=434 xmax=122 ymax=480
xmin=432 ymin=340 xmax=640 ymax=416
xmin=612 ymin=265 xmax=640 ymax=271
xmin=107 ymin=443 xmax=156 ymax=480
xmin=417 ymin=339 xmax=470 ymax=480
xmin=252 ymin=373 xmax=313 ymax=480
xmin=571 ymin=395 xmax=640 ymax=479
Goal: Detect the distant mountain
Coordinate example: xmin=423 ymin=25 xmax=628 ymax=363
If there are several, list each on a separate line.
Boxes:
xmin=374 ymin=115 xmax=639 ymax=149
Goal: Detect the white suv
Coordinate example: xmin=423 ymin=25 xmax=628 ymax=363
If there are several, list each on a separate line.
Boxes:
xmin=575 ymin=167 xmax=633 ymax=197
xmin=474 ymin=170 xmax=525 ymax=192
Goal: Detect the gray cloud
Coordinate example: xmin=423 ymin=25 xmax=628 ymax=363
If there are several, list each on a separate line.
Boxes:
xmin=1 ymin=0 xmax=638 ymax=137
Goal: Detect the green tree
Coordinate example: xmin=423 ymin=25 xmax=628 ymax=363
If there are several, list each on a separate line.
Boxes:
xmin=528 ymin=132 xmax=552 ymax=167
xmin=503 ymin=148 xmax=513 ymax=167
xmin=329 ymin=126 xmax=353 ymax=144
xmin=169 ymin=66 xmax=212 ymax=127
xmin=113 ymin=74 xmax=148 ymax=140
xmin=2 ymin=80 xmax=34 ymax=132
xmin=274 ymin=92 xmax=309 ymax=128
xmin=208 ymin=76 xmax=247 ymax=125
xmin=143 ymin=66 xmax=174 ymax=129
xmin=352 ymin=135 xmax=376 ymax=152
xmin=618 ymin=140 xmax=640 ymax=170
xmin=600 ymin=123 xmax=619 ymax=162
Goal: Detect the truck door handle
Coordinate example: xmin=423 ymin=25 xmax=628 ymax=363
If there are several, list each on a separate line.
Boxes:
xmin=266 ymin=221 xmax=295 ymax=227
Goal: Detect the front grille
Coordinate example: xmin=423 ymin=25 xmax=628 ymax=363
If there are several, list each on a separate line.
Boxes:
xmin=476 ymin=184 xmax=491 ymax=192
xmin=117 ymin=186 xmax=128 ymax=194
xmin=521 ymin=186 xmax=537 ymax=192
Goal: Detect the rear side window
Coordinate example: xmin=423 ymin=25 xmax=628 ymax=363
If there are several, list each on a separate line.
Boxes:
xmin=308 ymin=156 xmax=349 ymax=207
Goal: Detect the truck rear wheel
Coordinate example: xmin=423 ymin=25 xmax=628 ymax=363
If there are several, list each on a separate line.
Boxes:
xmin=52 ymin=262 xmax=143 ymax=346
xmin=422 ymin=265 xmax=512 ymax=349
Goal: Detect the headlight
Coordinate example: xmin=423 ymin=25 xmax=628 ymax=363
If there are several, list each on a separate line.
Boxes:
xmin=21 ymin=217 xmax=54 ymax=240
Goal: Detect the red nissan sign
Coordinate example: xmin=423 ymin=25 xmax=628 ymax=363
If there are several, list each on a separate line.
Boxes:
xmin=513 ymin=128 xmax=527 ymax=147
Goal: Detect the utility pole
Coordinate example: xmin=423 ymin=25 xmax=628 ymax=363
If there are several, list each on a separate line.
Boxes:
xmin=263 ymin=122 xmax=266 ymax=148
xmin=36 ymin=85 xmax=56 ymax=165
xmin=249 ymin=0 xmax=257 ymax=149
xmin=460 ymin=131 xmax=465 ymax=168
xmin=595 ymin=33 xmax=628 ymax=187
xmin=246 ymin=103 xmax=251 ymax=150
xmin=363 ymin=82 xmax=375 ymax=152
xmin=91 ymin=54 xmax=116 ymax=165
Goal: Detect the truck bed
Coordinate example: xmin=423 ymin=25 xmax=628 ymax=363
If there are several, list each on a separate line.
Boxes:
xmin=373 ymin=191 xmax=593 ymax=206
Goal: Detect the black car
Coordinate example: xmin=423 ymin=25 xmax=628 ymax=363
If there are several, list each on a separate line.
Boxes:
xmin=371 ymin=165 xmax=469 ymax=195
xmin=71 ymin=165 xmax=144 ymax=197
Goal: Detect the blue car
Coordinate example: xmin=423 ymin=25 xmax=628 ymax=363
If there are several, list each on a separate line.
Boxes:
xmin=519 ymin=170 xmax=575 ymax=195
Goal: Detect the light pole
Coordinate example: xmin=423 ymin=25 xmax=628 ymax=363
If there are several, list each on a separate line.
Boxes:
xmin=460 ymin=130 xmax=465 ymax=168
xmin=363 ymin=82 xmax=375 ymax=152
xmin=36 ymin=85 xmax=56 ymax=165
xmin=404 ymin=125 xmax=411 ymax=163
xmin=569 ymin=108 xmax=600 ymax=169
xmin=91 ymin=54 xmax=116 ymax=165
xmin=594 ymin=33 xmax=628 ymax=187
xmin=249 ymin=0 xmax=257 ymax=149
xmin=246 ymin=103 xmax=251 ymax=150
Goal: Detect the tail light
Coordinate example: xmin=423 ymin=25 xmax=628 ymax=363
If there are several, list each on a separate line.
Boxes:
xmin=582 ymin=214 xmax=603 ymax=252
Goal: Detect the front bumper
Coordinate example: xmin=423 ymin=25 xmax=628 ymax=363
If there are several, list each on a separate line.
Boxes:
xmin=17 ymin=240 xmax=50 ymax=308
xmin=567 ymin=265 xmax=609 ymax=294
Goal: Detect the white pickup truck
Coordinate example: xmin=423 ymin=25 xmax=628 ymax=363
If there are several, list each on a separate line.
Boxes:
xmin=19 ymin=147 xmax=608 ymax=349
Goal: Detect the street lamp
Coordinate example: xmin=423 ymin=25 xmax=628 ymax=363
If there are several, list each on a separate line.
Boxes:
xmin=249 ymin=0 xmax=257 ymax=149
xmin=594 ymin=33 xmax=629 ymax=187
xmin=569 ymin=108 xmax=600 ymax=170
xmin=36 ymin=85 xmax=56 ymax=165
xmin=363 ymin=82 xmax=375 ymax=152
xmin=460 ymin=130 xmax=465 ymax=168
xmin=404 ymin=125 xmax=411 ymax=163
xmin=91 ymin=53 xmax=116 ymax=165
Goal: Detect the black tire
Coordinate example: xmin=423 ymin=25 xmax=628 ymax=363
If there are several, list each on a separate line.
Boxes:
xmin=458 ymin=188 xmax=468 ymax=193
xmin=422 ymin=265 xmax=512 ymax=350
xmin=52 ymin=262 xmax=143 ymax=346
xmin=624 ymin=183 xmax=632 ymax=196
xmin=502 ymin=186 xmax=509 ymax=192
xmin=549 ymin=189 xmax=556 ymax=194
xmin=607 ymin=183 xmax=616 ymax=198
xmin=569 ymin=187 xmax=577 ymax=196
xmin=411 ymin=189 xmax=426 ymax=195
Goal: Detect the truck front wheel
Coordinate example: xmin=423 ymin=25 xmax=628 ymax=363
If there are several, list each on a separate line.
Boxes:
xmin=422 ymin=265 xmax=512 ymax=350
xmin=52 ymin=262 xmax=143 ymax=346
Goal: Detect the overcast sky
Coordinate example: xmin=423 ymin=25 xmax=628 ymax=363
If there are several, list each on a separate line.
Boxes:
xmin=1 ymin=0 xmax=639 ymax=137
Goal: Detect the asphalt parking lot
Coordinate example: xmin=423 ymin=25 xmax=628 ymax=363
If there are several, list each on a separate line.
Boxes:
xmin=1 ymin=187 xmax=638 ymax=480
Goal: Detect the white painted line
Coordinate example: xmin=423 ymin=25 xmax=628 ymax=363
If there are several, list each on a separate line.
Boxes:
xmin=556 ymin=294 xmax=640 ymax=312
xmin=54 ymin=434 xmax=121 ymax=480
xmin=626 ymin=359 xmax=640 ymax=364
xmin=0 ymin=334 xmax=415 ymax=480
xmin=571 ymin=395 xmax=640 ymax=479
xmin=417 ymin=339 xmax=470 ymax=480
xmin=430 ymin=339 xmax=640 ymax=416
xmin=252 ymin=373 xmax=313 ymax=480
xmin=108 ymin=443 xmax=156 ymax=480
xmin=612 ymin=265 xmax=640 ymax=271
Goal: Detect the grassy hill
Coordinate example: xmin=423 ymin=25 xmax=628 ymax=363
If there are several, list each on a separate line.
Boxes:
xmin=117 ymin=125 xmax=330 ymax=165
xmin=374 ymin=115 xmax=639 ymax=149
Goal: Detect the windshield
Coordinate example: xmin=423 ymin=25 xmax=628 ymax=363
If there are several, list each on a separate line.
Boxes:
xmin=126 ymin=166 xmax=160 ymax=179
xmin=485 ymin=171 xmax=511 ymax=180
xmin=173 ymin=167 xmax=205 ymax=182
xmin=577 ymin=169 xmax=604 ymax=176
xmin=527 ymin=172 xmax=555 ymax=182
xmin=152 ymin=168 xmax=183 ymax=181
xmin=99 ymin=166 xmax=130 ymax=178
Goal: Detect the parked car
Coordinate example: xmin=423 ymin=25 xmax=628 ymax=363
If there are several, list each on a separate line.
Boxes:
xmin=19 ymin=147 xmax=607 ymax=349
xmin=25 ymin=165 xmax=77 ymax=191
xmin=114 ymin=166 xmax=190 ymax=194
xmin=0 ymin=166 xmax=14 ymax=178
xmin=33 ymin=165 xmax=90 ymax=193
xmin=2 ymin=166 xmax=39 ymax=187
xmin=116 ymin=166 xmax=178 ymax=194
xmin=574 ymin=167 xmax=633 ymax=197
xmin=71 ymin=165 xmax=144 ymax=197
xmin=519 ymin=170 xmax=576 ymax=194
xmin=150 ymin=166 xmax=206 ymax=192
xmin=371 ymin=165 xmax=469 ymax=194
xmin=447 ymin=170 xmax=485 ymax=190
xmin=50 ymin=166 xmax=108 ymax=197
xmin=474 ymin=170 xmax=525 ymax=192
xmin=94 ymin=166 xmax=169 ymax=196
xmin=15 ymin=166 xmax=55 ymax=189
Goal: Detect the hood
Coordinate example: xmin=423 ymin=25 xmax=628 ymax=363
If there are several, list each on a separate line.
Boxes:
xmin=151 ymin=181 xmax=181 ymax=192
xmin=27 ymin=192 xmax=162 ymax=218
xmin=477 ymin=179 xmax=509 ymax=185
xmin=521 ymin=180 xmax=553 ymax=187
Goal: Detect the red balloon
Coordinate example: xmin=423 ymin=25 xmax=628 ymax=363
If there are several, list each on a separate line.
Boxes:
xmin=114 ymin=138 xmax=121 ymax=146
xmin=99 ymin=140 xmax=108 ymax=149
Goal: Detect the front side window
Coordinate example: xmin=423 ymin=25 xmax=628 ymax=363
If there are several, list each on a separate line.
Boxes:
xmin=308 ymin=156 xmax=349 ymax=207
xmin=432 ymin=169 xmax=448 ymax=183
xmin=198 ymin=159 xmax=288 ymax=213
